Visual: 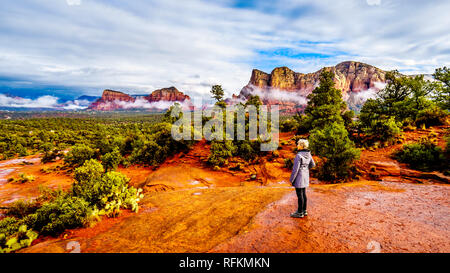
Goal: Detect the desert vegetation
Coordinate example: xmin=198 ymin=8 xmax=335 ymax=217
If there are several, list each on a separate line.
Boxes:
xmin=0 ymin=159 xmax=142 ymax=253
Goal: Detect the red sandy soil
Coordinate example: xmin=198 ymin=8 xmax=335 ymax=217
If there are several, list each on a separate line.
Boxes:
xmin=0 ymin=127 xmax=448 ymax=253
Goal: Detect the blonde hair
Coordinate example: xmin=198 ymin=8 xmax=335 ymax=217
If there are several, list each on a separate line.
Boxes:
xmin=297 ymin=139 xmax=309 ymax=150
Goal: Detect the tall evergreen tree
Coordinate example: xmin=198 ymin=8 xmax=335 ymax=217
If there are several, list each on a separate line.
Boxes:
xmin=306 ymin=71 xmax=360 ymax=182
xmin=211 ymin=85 xmax=225 ymax=102
xmin=433 ymin=66 xmax=450 ymax=110
xmin=304 ymin=70 xmax=347 ymax=129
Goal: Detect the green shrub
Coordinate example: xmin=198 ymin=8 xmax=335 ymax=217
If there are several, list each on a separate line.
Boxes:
xmin=31 ymin=195 xmax=92 ymax=236
xmin=6 ymin=200 xmax=40 ymax=219
xmin=41 ymin=149 xmax=63 ymax=164
xmin=130 ymin=140 xmax=161 ymax=166
xmin=235 ymin=140 xmax=260 ymax=161
xmin=207 ymin=140 xmax=236 ymax=167
xmin=17 ymin=173 xmax=35 ymax=183
xmin=415 ymin=104 xmax=448 ymax=128
xmin=363 ymin=116 xmax=402 ymax=144
xmin=101 ymin=147 xmax=123 ymax=171
xmin=64 ymin=144 xmax=95 ymax=167
xmin=393 ymin=138 xmax=446 ymax=172
xmin=280 ymin=118 xmax=298 ymax=132
xmin=310 ymin=122 xmax=360 ymax=182
xmin=0 ymin=222 xmax=38 ymax=253
xmin=72 ymin=159 xmax=142 ymax=216
xmin=0 ymin=217 xmax=20 ymax=237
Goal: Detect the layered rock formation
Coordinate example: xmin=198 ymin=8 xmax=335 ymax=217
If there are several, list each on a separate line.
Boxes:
xmin=88 ymin=90 xmax=136 ymax=111
xmin=234 ymin=61 xmax=388 ymax=113
xmin=88 ymin=87 xmax=190 ymax=111
xmin=145 ymin=87 xmax=190 ymax=102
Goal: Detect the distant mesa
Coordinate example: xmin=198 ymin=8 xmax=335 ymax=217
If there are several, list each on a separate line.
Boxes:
xmin=145 ymin=87 xmax=190 ymax=102
xmin=231 ymin=61 xmax=389 ymax=113
xmin=88 ymin=87 xmax=190 ymax=111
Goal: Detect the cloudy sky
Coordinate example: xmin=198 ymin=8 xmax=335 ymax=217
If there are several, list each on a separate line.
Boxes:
xmin=0 ymin=0 xmax=449 ymax=103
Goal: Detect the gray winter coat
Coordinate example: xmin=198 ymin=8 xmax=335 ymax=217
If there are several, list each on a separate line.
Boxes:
xmin=289 ymin=150 xmax=316 ymax=188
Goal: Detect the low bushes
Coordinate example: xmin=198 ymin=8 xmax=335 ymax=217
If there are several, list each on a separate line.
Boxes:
xmin=0 ymin=159 xmax=143 ymax=252
xmin=415 ymin=104 xmax=448 ymax=128
xmin=207 ymin=141 xmax=236 ymax=167
xmin=0 ymin=219 xmax=38 ymax=253
xmin=72 ymin=159 xmax=142 ymax=216
xmin=393 ymin=137 xmax=446 ymax=172
xmin=64 ymin=144 xmax=95 ymax=168
xmin=32 ymin=195 xmax=92 ymax=236
xmin=309 ymin=122 xmax=360 ymax=182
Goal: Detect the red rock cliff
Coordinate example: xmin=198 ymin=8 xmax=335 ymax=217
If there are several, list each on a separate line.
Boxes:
xmin=145 ymin=87 xmax=190 ymax=102
xmin=88 ymin=90 xmax=135 ymax=111
xmin=88 ymin=87 xmax=190 ymax=111
xmin=236 ymin=61 xmax=388 ymax=113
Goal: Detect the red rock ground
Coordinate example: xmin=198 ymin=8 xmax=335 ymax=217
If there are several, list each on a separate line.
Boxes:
xmin=0 ymin=126 xmax=448 ymax=253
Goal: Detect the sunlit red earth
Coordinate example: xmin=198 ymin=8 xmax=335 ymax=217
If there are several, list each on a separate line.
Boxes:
xmin=0 ymin=127 xmax=448 ymax=253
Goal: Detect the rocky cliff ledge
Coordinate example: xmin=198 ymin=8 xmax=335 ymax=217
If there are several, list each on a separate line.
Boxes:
xmin=235 ymin=61 xmax=388 ymax=113
xmin=145 ymin=87 xmax=190 ymax=102
xmin=88 ymin=87 xmax=189 ymax=111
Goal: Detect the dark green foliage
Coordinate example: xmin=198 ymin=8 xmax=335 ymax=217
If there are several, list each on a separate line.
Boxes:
xmin=205 ymin=94 xmax=269 ymax=168
xmin=235 ymin=140 xmax=261 ymax=161
xmin=364 ymin=116 xmax=402 ymax=144
xmin=72 ymin=159 xmax=142 ymax=215
xmin=302 ymin=71 xmax=359 ymax=182
xmin=310 ymin=122 xmax=360 ymax=182
xmin=5 ymin=200 xmax=40 ymax=219
xmin=31 ymin=195 xmax=92 ymax=236
xmin=0 ymin=217 xmax=20 ymax=238
xmin=304 ymin=71 xmax=347 ymax=129
xmin=101 ymin=147 xmax=123 ymax=171
xmin=415 ymin=104 xmax=448 ymax=128
xmin=41 ymin=149 xmax=63 ymax=163
xmin=211 ymin=85 xmax=225 ymax=102
xmin=0 ymin=219 xmax=38 ymax=253
xmin=359 ymin=70 xmax=448 ymax=144
xmin=279 ymin=118 xmax=298 ymax=132
xmin=0 ymin=113 xmax=164 ymax=161
xmin=129 ymin=122 xmax=193 ymax=166
xmin=64 ymin=144 xmax=95 ymax=167
xmin=207 ymin=141 xmax=236 ymax=166
xmin=433 ymin=67 xmax=450 ymax=110
xmin=393 ymin=138 xmax=446 ymax=172
xmin=245 ymin=95 xmax=262 ymax=110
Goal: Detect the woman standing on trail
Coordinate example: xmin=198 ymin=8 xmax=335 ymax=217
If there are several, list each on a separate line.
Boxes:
xmin=289 ymin=139 xmax=315 ymax=218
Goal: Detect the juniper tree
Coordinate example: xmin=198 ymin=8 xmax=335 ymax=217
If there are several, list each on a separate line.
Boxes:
xmin=433 ymin=66 xmax=450 ymax=110
xmin=306 ymin=71 xmax=360 ymax=182
xmin=211 ymin=85 xmax=225 ymax=102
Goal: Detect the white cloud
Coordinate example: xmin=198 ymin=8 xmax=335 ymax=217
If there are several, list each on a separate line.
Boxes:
xmin=0 ymin=94 xmax=89 ymax=109
xmin=243 ymin=85 xmax=308 ymax=105
xmin=366 ymin=0 xmax=381 ymax=6
xmin=0 ymin=94 xmax=58 ymax=108
xmin=66 ymin=0 xmax=82 ymax=6
xmin=0 ymin=0 xmax=449 ymax=100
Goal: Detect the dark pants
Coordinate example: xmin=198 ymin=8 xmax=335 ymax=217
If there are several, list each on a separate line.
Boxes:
xmin=295 ymin=188 xmax=307 ymax=212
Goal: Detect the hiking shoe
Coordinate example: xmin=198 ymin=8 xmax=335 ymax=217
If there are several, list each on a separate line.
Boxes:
xmin=290 ymin=212 xmax=304 ymax=218
xmin=303 ymin=210 xmax=308 ymax=216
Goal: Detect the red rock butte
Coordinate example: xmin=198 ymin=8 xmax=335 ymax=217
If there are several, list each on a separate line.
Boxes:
xmin=233 ymin=61 xmax=388 ymax=113
xmin=88 ymin=87 xmax=190 ymax=111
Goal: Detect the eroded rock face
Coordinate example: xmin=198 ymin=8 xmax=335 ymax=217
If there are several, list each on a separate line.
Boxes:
xmin=145 ymin=87 xmax=190 ymax=102
xmin=88 ymin=90 xmax=136 ymax=111
xmin=235 ymin=61 xmax=388 ymax=113
xmin=88 ymin=87 xmax=190 ymax=111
